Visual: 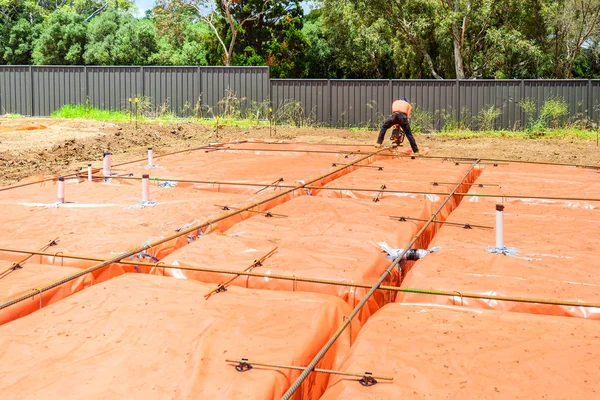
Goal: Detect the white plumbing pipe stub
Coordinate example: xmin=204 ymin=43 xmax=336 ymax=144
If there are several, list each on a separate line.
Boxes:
xmin=87 ymin=164 xmax=92 ymax=182
xmin=103 ymin=152 xmax=112 ymax=176
xmin=148 ymin=147 xmax=153 ymax=166
xmin=57 ymin=177 xmax=65 ymax=204
xmin=495 ymin=204 xmax=505 ymax=249
xmin=142 ymin=174 xmax=150 ymax=203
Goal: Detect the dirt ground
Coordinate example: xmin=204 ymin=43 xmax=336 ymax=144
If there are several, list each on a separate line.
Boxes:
xmin=1 ymin=117 xmax=599 ymax=186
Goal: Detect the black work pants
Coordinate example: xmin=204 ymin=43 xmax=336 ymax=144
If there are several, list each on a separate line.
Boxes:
xmin=377 ymin=112 xmax=419 ymax=153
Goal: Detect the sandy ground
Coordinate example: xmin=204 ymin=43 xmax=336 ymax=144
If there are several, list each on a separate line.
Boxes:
xmin=1 ymin=117 xmax=599 ymax=186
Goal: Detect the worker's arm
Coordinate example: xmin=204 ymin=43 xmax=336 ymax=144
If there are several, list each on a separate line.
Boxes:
xmin=407 ymin=103 xmax=412 ymax=119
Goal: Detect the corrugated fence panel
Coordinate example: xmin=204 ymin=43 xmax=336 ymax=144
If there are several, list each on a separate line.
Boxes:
xmin=393 ymin=80 xmax=455 ymax=130
xmin=0 ymin=66 xmax=30 ymax=115
xmin=271 ymin=79 xmax=328 ymax=123
xmin=2 ymin=66 xmax=597 ymax=129
xmin=144 ymin=67 xmax=199 ymax=116
xmin=331 ymin=80 xmax=390 ymax=127
xmin=459 ymin=80 xmax=521 ymax=129
xmin=33 ymin=66 xmax=85 ymax=116
xmin=592 ymin=80 xmax=600 ymax=123
xmin=87 ymin=67 xmax=142 ymax=111
xmin=201 ymin=67 xmax=268 ymax=115
xmin=524 ymin=80 xmax=589 ymax=121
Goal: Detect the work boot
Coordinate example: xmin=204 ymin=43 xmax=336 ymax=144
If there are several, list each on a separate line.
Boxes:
xmin=374 ymin=143 xmax=382 ymax=149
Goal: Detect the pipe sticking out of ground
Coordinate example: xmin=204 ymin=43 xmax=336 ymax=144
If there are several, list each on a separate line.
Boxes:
xmin=103 ymin=151 xmax=112 ymax=176
xmin=57 ymin=177 xmax=65 ymax=204
xmin=496 ymin=204 xmax=505 ymax=249
xmin=142 ymin=174 xmax=150 ymax=203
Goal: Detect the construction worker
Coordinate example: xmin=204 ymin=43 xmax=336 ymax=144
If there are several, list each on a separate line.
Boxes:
xmin=375 ymin=96 xmax=419 ymax=154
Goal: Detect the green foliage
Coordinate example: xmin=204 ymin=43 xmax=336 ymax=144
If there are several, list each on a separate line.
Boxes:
xmin=540 ymin=96 xmax=569 ymax=129
xmin=477 ymin=105 xmax=503 ymax=131
xmin=223 ymin=0 xmax=310 ymax=78
xmin=32 ymin=11 xmax=87 ymax=64
xmin=410 ymin=107 xmax=435 ymax=133
xmin=0 ymin=0 xmax=599 ymax=80
xmin=2 ymin=18 xmax=40 ymax=64
xmin=52 ymin=104 xmax=130 ymax=121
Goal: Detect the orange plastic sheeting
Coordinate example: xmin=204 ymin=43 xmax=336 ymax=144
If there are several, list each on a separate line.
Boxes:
xmin=122 ymin=142 xmax=374 ymax=195
xmin=469 ymin=163 xmax=600 ymax=206
xmin=157 ymin=196 xmax=429 ymax=324
xmin=0 ymin=274 xmax=359 ymax=400
xmin=0 ymin=179 xmax=250 ymax=268
xmin=317 ymin=159 xmax=481 ymax=245
xmin=0 ymin=261 xmax=98 ymax=325
xmin=397 ymin=197 xmax=600 ymax=318
xmin=321 ymin=303 xmax=600 ymax=399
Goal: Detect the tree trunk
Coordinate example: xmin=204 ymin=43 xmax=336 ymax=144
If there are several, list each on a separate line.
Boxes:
xmin=452 ymin=29 xmax=465 ymax=79
xmin=452 ymin=0 xmax=466 ymax=79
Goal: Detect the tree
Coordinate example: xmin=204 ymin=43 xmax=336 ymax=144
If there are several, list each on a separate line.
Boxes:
xmin=2 ymin=18 xmax=40 ymax=64
xmin=32 ymin=10 xmax=87 ymax=64
xmin=229 ymin=0 xmax=309 ymax=77
xmin=83 ymin=8 xmax=120 ymax=64
xmin=151 ymin=0 xmax=209 ymax=65
xmin=179 ymin=0 xmax=270 ymax=65
xmin=543 ymin=0 xmax=600 ymax=78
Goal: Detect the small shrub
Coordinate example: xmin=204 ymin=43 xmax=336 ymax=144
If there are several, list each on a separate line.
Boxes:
xmin=540 ymin=96 xmax=569 ymax=129
xmin=477 ymin=105 xmax=502 ymax=131
xmin=518 ymin=98 xmax=537 ymax=116
xmin=274 ymin=99 xmax=317 ymax=127
xmin=411 ymin=107 xmax=434 ymax=133
xmin=245 ymin=100 xmax=270 ymax=122
xmin=218 ymin=88 xmax=245 ymax=119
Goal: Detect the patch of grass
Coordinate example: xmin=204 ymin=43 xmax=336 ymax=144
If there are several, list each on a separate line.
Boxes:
xmin=436 ymin=128 xmax=595 ymax=140
xmin=52 ymin=104 xmax=130 ymax=122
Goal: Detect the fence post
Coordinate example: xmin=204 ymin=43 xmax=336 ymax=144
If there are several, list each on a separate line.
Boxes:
xmin=455 ymin=79 xmax=460 ymax=126
xmin=520 ymin=79 xmax=525 ymax=130
xmin=140 ymin=66 xmax=145 ymax=98
xmin=328 ymin=79 xmax=332 ymax=126
xmin=84 ymin=66 xmax=88 ymax=105
xmin=588 ymin=79 xmax=593 ymax=123
xmin=197 ymin=66 xmax=202 ymax=118
xmin=29 ymin=65 xmax=34 ymax=117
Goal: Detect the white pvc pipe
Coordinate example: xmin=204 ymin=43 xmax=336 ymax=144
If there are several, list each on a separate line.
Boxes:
xmin=87 ymin=164 xmax=92 ymax=182
xmin=103 ymin=152 xmax=112 ymax=176
xmin=142 ymin=174 xmax=150 ymax=203
xmin=57 ymin=177 xmax=65 ymax=204
xmin=496 ymin=204 xmax=505 ymax=249
xmin=148 ymin=147 xmax=153 ymax=166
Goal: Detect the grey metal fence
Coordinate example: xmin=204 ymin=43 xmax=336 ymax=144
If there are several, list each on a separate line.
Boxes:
xmin=0 ymin=65 xmax=598 ymax=130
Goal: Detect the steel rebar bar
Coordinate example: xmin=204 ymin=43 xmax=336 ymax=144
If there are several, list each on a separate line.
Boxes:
xmin=224 ymin=358 xmax=393 ymax=381
xmin=1 ymin=247 xmax=598 ymax=309
xmin=204 ymin=247 xmax=278 ymax=299
xmin=390 ymin=215 xmax=493 ymax=230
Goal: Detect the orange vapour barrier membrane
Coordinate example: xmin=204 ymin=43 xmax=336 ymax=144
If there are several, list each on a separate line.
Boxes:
xmin=398 ymin=163 xmax=600 ymax=318
xmin=0 ymin=141 xmax=599 ymax=398
xmin=321 ymin=303 xmax=600 ymax=399
xmin=152 ymin=156 xmax=469 ymax=324
xmin=122 ymin=142 xmax=380 ymax=194
xmin=0 ymin=261 xmax=96 ymax=325
xmin=156 ymin=196 xmax=419 ymax=324
xmin=0 ymin=273 xmax=359 ymax=400
xmin=0 ymin=142 xmax=392 ymax=324
xmin=316 ymin=158 xmax=482 ymax=246
xmin=0 ymin=180 xmax=251 ymax=267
